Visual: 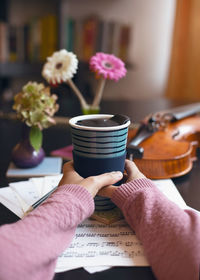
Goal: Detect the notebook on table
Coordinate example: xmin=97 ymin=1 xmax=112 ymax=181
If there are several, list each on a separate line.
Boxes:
xmin=6 ymin=157 xmax=62 ymax=178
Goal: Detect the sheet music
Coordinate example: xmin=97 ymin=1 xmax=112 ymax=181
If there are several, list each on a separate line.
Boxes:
xmin=1 ymin=176 xmax=198 ymax=274
xmin=55 ymin=219 xmax=149 ymax=272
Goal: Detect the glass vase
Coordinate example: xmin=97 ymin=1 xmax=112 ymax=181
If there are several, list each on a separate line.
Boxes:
xmin=12 ymin=125 xmax=45 ymax=168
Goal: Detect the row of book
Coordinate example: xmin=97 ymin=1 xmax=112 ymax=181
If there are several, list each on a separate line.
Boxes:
xmin=64 ymin=16 xmax=131 ymax=62
xmin=0 ymin=14 xmax=58 ymax=63
xmin=0 ymin=15 xmax=131 ymax=64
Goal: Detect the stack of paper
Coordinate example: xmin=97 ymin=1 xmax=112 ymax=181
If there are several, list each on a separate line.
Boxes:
xmin=0 ymin=177 xmax=198 ymax=274
xmin=0 ymin=174 xmax=62 ymax=217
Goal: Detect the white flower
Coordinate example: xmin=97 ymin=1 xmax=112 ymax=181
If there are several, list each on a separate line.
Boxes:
xmin=42 ymin=49 xmax=78 ymax=85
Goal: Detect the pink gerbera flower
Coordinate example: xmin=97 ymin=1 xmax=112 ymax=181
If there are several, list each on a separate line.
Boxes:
xmin=89 ymin=52 xmax=127 ymax=81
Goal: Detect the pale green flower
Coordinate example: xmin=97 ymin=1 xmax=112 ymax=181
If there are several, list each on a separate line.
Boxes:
xmin=13 ymin=82 xmax=59 ymax=130
xmin=13 ymin=81 xmax=59 ymax=151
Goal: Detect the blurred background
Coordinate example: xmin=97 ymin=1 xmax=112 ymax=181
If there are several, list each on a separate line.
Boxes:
xmin=0 ymin=0 xmax=199 ymax=113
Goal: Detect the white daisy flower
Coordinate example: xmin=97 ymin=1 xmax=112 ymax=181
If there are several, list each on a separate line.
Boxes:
xmin=42 ymin=49 xmax=78 ymax=85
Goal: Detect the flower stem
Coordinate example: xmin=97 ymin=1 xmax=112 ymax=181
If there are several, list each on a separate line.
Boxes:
xmin=67 ymin=79 xmax=89 ymax=109
xmin=92 ymin=77 xmax=106 ymax=107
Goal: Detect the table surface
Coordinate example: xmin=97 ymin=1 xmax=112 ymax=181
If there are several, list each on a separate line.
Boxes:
xmin=0 ymin=97 xmax=199 ymax=280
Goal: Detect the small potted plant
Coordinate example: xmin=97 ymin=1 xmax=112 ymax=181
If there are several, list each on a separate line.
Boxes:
xmin=12 ymin=82 xmax=59 ymax=168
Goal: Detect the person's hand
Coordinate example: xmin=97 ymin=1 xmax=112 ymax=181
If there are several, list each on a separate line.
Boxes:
xmin=98 ymin=159 xmax=146 ymax=198
xmin=58 ymin=161 xmax=123 ymax=198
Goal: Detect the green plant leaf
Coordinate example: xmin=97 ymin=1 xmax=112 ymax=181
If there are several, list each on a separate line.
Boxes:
xmin=29 ymin=126 xmax=43 ymax=152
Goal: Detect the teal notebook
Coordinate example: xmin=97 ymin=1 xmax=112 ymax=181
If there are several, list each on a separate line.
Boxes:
xmin=6 ymin=157 xmax=62 ymax=178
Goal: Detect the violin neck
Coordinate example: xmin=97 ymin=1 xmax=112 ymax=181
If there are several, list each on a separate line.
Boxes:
xmin=169 ymin=103 xmax=200 ymax=120
xmin=127 ymin=124 xmax=154 ymax=158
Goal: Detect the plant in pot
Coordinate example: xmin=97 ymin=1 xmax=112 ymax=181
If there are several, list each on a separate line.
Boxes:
xmin=12 ymin=82 xmax=59 ymax=168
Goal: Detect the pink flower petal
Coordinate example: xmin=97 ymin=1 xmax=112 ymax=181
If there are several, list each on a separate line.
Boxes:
xmin=89 ymin=52 xmax=127 ymax=81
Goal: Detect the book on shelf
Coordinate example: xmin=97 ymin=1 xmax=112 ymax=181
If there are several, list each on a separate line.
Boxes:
xmin=107 ymin=21 xmax=116 ymax=54
xmin=97 ymin=20 xmax=117 ymax=54
xmin=23 ymin=23 xmax=30 ymax=62
xmin=82 ymin=16 xmax=100 ymax=61
xmin=40 ymin=14 xmax=58 ymax=61
xmin=96 ymin=20 xmax=106 ymax=53
xmin=16 ymin=25 xmax=25 ymax=62
xmin=0 ymin=21 xmax=8 ymax=62
xmin=29 ymin=17 xmax=41 ymax=62
xmin=118 ymin=24 xmax=131 ymax=62
xmin=46 ymin=14 xmax=58 ymax=58
xmin=111 ymin=21 xmax=121 ymax=57
xmin=73 ymin=19 xmax=83 ymax=60
xmin=8 ymin=25 xmax=18 ymax=62
xmin=64 ymin=18 xmax=75 ymax=52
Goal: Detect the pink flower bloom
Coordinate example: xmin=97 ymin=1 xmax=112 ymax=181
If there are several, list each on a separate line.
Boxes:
xmin=89 ymin=52 xmax=127 ymax=81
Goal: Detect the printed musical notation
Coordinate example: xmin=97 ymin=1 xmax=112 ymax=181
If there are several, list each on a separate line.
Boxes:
xmin=56 ymin=219 xmax=149 ymax=270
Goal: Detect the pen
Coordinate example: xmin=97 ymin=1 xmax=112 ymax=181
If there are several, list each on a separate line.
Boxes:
xmin=24 ymin=186 xmax=58 ymax=216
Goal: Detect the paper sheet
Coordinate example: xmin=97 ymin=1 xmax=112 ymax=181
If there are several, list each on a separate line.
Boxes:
xmin=10 ymin=181 xmax=40 ymax=207
xmin=0 ymin=176 xmax=198 ymax=274
xmin=55 ymin=219 xmax=149 ymax=272
xmin=0 ymin=176 xmax=61 ymax=218
xmin=29 ymin=177 xmax=45 ymax=197
xmin=0 ymin=187 xmax=24 ymax=217
xmin=84 ymin=266 xmax=111 ymax=273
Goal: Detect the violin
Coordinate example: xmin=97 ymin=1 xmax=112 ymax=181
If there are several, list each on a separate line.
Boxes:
xmin=127 ymin=103 xmax=200 ymax=179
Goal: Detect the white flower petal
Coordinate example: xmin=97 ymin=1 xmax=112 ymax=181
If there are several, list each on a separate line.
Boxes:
xmin=42 ymin=49 xmax=78 ymax=84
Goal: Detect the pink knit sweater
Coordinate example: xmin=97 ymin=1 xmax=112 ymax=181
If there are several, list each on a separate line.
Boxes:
xmin=0 ymin=179 xmax=199 ymax=280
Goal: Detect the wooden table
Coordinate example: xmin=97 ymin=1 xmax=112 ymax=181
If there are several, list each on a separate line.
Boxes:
xmin=0 ymin=97 xmax=199 ymax=280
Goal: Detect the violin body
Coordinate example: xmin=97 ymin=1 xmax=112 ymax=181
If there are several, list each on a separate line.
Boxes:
xmin=127 ymin=115 xmax=200 ymax=179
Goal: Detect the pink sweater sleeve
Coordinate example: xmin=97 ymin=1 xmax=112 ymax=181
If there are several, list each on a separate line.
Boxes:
xmin=0 ymin=184 xmax=94 ymax=280
xmin=111 ymin=178 xmax=200 ymax=280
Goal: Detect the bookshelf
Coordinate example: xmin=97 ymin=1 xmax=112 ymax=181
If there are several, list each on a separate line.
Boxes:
xmin=0 ymin=0 xmax=61 ymax=71
xmin=0 ymin=0 xmax=62 ymax=97
xmin=0 ymin=0 xmax=132 ymax=102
